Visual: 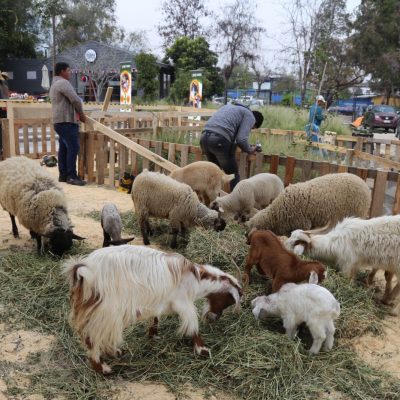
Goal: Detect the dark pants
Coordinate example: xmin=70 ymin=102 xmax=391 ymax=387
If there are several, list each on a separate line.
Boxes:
xmin=54 ymin=123 xmax=80 ymax=179
xmin=200 ymin=131 xmax=240 ymax=191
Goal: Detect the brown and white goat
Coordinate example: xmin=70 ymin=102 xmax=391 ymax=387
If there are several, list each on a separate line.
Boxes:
xmin=244 ymin=229 xmax=326 ymax=292
xmin=62 ymin=245 xmax=242 ymax=374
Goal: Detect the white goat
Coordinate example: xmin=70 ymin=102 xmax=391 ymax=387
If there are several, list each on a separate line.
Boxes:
xmin=62 ymin=245 xmax=242 ymax=374
xmin=251 ymin=272 xmax=340 ymax=354
xmin=286 ymin=215 xmax=400 ymax=304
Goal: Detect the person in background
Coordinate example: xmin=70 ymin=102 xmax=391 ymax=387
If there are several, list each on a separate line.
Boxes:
xmin=0 ymin=71 xmax=9 ymax=157
xmin=306 ymin=95 xmax=326 ymax=142
xmin=200 ymin=103 xmax=264 ymax=190
xmin=49 ymin=62 xmax=87 ymax=186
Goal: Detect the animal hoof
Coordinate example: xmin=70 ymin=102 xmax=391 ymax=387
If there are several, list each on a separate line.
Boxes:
xmin=195 ymin=345 xmax=210 ymax=357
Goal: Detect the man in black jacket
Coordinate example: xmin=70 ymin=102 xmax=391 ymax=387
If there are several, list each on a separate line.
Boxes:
xmin=200 ymin=103 xmax=264 ymax=190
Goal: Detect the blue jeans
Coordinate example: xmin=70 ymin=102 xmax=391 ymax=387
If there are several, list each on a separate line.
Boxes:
xmin=200 ymin=131 xmax=240 ymax=191
xmin=54 ymin=123 xmax=80 ymax=179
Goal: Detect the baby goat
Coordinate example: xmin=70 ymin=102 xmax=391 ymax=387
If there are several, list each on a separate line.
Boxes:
xmin=244 ymin=229 xmax=326 ymax=292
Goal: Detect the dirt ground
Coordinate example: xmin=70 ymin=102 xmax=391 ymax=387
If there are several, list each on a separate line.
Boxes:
xmin=0 ymin=163 xmax=399 ymax=398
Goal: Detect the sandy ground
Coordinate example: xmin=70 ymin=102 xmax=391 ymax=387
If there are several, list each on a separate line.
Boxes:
xmin=0 ymin=163 xmax=399 ymax=398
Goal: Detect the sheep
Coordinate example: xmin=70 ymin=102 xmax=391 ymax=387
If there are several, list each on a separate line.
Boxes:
xmin=252 ymin=271 xmax=340 ymax=355
xmin=210 ymin=173 xmax=284 ymax=222
xmin=62 ymin=244 xmax=243 ymax=374
xmin=285 ymin=215 xmax=400 ymax=305
xmin=246 ymin=173 xmax=371 ymax=236
xmin=169 ymin=161 xmax=235 ymax=206
xmin=101 ymin=203 xmax=135 ymax=247
xmin=244 ymin=229 xmax=326 ymax=292
xmin=0 ymin=156 xmax=84 ymax=255
xmin=131 ymin=170 xmax=226 ymax=248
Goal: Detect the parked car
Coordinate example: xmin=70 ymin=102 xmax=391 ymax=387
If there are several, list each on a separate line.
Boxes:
xmin=363 ymin=105 xmax=400 ymax=132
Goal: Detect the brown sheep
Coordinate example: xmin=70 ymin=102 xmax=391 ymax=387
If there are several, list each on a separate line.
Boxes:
xmin=244 ymin=229 xmax=326 ymax=292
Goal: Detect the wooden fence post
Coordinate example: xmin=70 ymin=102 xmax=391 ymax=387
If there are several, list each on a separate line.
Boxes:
xmin=345 ymin=149 xmax=354 ymax=166
xmin=270 ymin=154 xmax=279 ymax=174
xmin=370 ymin=170 xmax=388 ymax=217
xmin=284 ymin=156 xmax=296 ymax=186
xmin=392 ymin=174 xmax=400 ymax=215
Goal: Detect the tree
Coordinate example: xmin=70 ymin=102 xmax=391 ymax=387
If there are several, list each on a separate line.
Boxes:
xmin=165 ymin=36 xmax=224 ymax=102
xmin=135 ymin=52 xmax=159 ymax=101
xmin=0 ymin=0 xmax=41 ymax=58
xmin=248 ymin=56 xmax=270 ymax=97
xmin=158 ymin=0 xmax=211 ymax=48
xmin=121 ymin=30 xmax=149 ymax=53
xmin=216 ymin=0 xmax=265 ymax=102
xmin=351 ymin=0 xmax=400 ymax=103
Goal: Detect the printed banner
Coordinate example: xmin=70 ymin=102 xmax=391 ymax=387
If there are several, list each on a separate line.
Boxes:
xmin=189 ymin=76 xmax=203 ymax=108
xmin=120 ymin=62 xmax=132 ymax=111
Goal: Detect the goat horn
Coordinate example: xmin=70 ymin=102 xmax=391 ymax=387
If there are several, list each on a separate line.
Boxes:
xmin=303 ymin=221 xmax=333 ymax=235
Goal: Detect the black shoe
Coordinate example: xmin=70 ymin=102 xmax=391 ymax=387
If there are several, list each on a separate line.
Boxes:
xmin=58 ymin=175 xmax=67 ymax=182
xmin=66 ymin=177 xmax=86 ymax=186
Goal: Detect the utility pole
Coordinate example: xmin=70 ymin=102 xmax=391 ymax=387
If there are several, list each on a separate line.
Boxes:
xmin=52 ymin=13 xmax=56 ymax=82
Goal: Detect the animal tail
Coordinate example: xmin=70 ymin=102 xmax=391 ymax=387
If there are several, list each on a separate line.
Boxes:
xmin=222 ymin=173 xmax=235 ymax=183
xmin=332 ymin=301 xmax=341 ymax=319
xmin=62 ymin=256 xmax=95 ymax=294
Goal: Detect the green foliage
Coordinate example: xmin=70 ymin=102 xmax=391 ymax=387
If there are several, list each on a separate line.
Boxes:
xmin=351 ymin=0 xmax=400 ymax=96
xmin=165 ymin=37 xmax=224 ymax=101
xmin=135 ymin=52 xmax=159 ymax=102
xmin=0 ymin=0 xmax=41 ymax=58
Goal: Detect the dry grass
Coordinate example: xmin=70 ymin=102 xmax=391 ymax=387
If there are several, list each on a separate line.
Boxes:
xmin=0 ymin=217 xmax=399 ymax=399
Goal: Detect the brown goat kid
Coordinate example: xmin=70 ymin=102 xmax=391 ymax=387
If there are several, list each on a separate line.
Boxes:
xmin=244 ymin=230 xmax=326 ymax=292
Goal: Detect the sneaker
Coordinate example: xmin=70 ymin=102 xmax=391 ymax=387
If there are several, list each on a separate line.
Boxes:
xmin=66 ymin=177 xmax=86 ymax=186
xmin=58 ymin=175 xmax=67 ymax=182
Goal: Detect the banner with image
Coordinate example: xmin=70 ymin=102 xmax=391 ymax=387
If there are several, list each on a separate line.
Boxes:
xmin=189 ymin=77 xmax=203 ymax=108
xmin=120 ymin=62 xmax=132 ymax=111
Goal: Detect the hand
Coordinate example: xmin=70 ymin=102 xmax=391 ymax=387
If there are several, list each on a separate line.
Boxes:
xmin=79 ymin=113 xmax=86 ymax=123
xmin=248 ymin=146 xmax=256 ymax=155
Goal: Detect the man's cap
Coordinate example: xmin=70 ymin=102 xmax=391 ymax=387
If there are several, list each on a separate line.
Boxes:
xmin=316 ymin=95 xmax=326 ymax=103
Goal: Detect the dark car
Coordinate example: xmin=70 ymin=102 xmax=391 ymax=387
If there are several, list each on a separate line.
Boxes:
xmin=363 ymin=105 xmax=400 ymax=132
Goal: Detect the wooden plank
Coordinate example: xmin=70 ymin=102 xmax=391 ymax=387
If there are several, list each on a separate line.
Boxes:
xmin=255 ymin=152 xmax=264 ymax=174
xmin=41 ymin=122 xmax=48 ymax=154
xmin=120 ymin=143 xmax=127 ymax=173
xmin=284 ymin=156 xmax=296 ymax=186
xmin=96 ymin=134 xmax=105 ymax=184
xmin=168 ymin=142 xmax=176 ymax=163
xmin=356 ymin=167 xmax=368 ymax=181
xmin=23 ymin=125 xmax=29 ymax=155
xmin=319 ymin=161 xmax=330 ymax=176
xmin=337 ymin=164 xmax=348 ymax=173
xmin=86 ymin=116 xmax=178 ymax=172
xmin=86 ymin=133 xmax=95 ymax=183
xmin=32 ymin=124 xmax=38 ymax=157
xmin=50 ymin=124 xmax=56 ymax=153
xmin=1 ymin=119 xmax=10 ymax=159
xmin=301 ymin=160 xmax=312 ymax=181
xmin=392 ymin=174 xmax=400 ymax=214
xmin=354 ymin=150 xmax=400 ymax=170
xmin=141 ymin=140 xmax=150 ymax=170
xmin=375 ymin=143 xmax=381 ymax=156
xmin=370 ymin=170 xmax=388 ymax=217
xmin=194 ymin=147 xmax=202 ymax=161
xmin=7 ymin=102 xmax=16 ymax=156
xmin=181 ymin=145 xmax=189 ymax=167
xmin=239 ymin=152 xmax=248 ymax=179
xmin=345 ymin=149 xmax=354 ymax=166
xmin=384 ymin=143 xmax=391 ymax=159
xmin=78 ymin=132 xmax=86 ymax=179
xmin=270 ymin=154 xmax=279 ymax=174
xmin=14 ymin=123 xmax=20 ymax=155
xmin=108 ymin=139 xmax=115 ymax=187
xmin=130 ymin=149 xmax=138 ymax=176
xmin=154 ymin=141 xmax=163 ymax=172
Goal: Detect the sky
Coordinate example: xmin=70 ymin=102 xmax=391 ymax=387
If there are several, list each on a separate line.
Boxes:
xmin=115 ymin=0 xmax=361 ymax=70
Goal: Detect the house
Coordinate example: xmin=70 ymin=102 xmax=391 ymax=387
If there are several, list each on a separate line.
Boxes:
xmin=0 ymin=41 xmax=173 ymax=101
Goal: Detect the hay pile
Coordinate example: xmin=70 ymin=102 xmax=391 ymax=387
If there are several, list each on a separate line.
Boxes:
xmin=0 ymin=215 xmax=399 ymax=399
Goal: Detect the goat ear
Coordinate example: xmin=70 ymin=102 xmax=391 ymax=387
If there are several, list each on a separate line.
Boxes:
xmin=72 ymin=233 xmax=86 ymax=241
xmin=309 ymin=271 xmax=319 ymax=284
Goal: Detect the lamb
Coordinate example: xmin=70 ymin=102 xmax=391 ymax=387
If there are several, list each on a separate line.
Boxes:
xmin=131 ymin=170 xmax=226 ymax=248
xmin=62 ymin=245 xmax=242 ymax=374
xmin=285 ymin=215 xmax=400 ymax=305
xmin=251 ymin=272 xmax=340 ymax=355
xmin=169 ymin=161 xmax=234 ymax=206
xmin=246 ymin=173 xmax=371 ymax=236
xmin=244 ymin=229 xmax=326 ymax=292
xmin=101 ymin=203 xmax=135 ymax=247
xmin=210 ymin=173 xmax=284 ymax=222
xmin=0 ymin=156 xmax=84 ymax=255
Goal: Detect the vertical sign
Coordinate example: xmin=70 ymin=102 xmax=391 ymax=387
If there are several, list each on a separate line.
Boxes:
xmin=189 ymin=69 xmax=203 ymax=108
xmin=120 ymin=62 xmax=132 ymax=111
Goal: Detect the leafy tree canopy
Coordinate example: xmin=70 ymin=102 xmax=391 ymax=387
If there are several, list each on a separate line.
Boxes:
xmin=135 ymin=52 xmax=159 ymax=102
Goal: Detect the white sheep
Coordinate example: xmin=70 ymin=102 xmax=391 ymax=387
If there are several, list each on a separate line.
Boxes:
xmin=0 ymin=156 xmax=84 ymax=255
xmin=286 ymin=215 xmax=400 ymax=305
xmin=251 ymin=272 xmax=340 ymax=354
xmin=62 ymin=245 xmax=242 ymax=374
xmin=131 ymin=170 xmax=226 ymax=248
xmin=101 ymin=203 xmax=135 ymax=247
xmin=247 ymin=173 xmax=371 ymax=236
xmin=210 ymin=173 xmax=284 ymax=222
xmin=169 ymin=161 xmax=234 ymax=205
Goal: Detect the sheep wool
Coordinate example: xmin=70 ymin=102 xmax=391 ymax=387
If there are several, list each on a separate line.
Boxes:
xmin=247 ymin=173 xmax=371 ymax=235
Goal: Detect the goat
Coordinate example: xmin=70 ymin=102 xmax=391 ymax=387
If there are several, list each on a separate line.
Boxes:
xmin=62 ymin=245 xmax=242 ymax=374
xmin=244 ymin=229 xmax=326 ymax=292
